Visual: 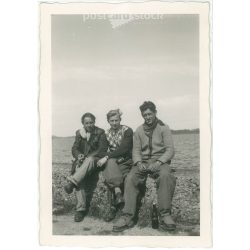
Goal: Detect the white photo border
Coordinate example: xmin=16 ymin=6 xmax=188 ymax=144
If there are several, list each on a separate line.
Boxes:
xmin=39 ymin=1 xmax=212 ymax=247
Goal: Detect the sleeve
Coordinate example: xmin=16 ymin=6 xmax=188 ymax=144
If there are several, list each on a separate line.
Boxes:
xmin=107 ymin=128 xmax=133 ymax=159
xmin=157 ymin=125 xmax=175 ymax=164
xmin=71 ymin=130 xmax=82 ymax=159
xmin=95 ymin=132 xmax=109 ymax=158
xmin=132 ymin=129 xmax=142 ymax=165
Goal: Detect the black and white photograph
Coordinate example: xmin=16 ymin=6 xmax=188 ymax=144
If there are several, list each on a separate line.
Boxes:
xmin=39 ymin=1 xmax=211 ymax=247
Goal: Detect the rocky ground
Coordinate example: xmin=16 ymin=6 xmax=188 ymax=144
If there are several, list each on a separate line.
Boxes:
xmin=52 ymin=163 xmax=200 ymax=235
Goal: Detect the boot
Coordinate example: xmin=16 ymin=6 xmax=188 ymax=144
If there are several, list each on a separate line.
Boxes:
xmin=113 ymin=213 xmax=135 ymax=232
xmin=74 ymin=211 xmax=85 ymax=222
xmin=64 ymin=181 xmax=76 ymax=194
xmin=159 ymin=214 xmax=176 ymax=231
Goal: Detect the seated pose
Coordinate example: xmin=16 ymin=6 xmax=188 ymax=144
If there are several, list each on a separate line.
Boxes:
xmin=64 ymin=112 xmax=105 ymax=222
xmin=97 ymin=109 xmax=133 ymax=211
xmin=113 ymin=101 xmax=176 ymax=232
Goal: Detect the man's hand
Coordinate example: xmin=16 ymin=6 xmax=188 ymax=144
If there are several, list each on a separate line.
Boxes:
xmin=97 ymin=156 xmax=108 ymax=167
xmin=149 ymin=161 xmax=162 ymax=173
xmin=77 ymin=154 xmax=85 ymax=160
xmin=137 ymin=162 xmax=147 ymax=173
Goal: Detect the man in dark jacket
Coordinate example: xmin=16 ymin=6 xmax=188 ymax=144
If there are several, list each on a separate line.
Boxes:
xmin=64 ymin=112 xmax=105 ymax=222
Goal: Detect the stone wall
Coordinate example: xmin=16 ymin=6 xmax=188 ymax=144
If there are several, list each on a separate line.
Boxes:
xmin=52 ymin=163 xmax=200 ymax=227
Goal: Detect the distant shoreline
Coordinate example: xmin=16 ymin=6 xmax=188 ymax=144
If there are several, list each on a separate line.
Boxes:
xmin=52 ymin=128 xmax=199 ymax=138
xmin=171 ymin=128 xmax=199 ymax=135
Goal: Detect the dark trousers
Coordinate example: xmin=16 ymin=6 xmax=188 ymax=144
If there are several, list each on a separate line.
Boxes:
xmin=102 ymin=158 xmax=132 ymax=189
xmin=122 ymin=159 xmax=176 ymax=217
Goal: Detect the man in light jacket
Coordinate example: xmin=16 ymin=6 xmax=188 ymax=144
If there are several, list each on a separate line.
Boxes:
xmin=113 ymin=101 xmax=176 ymax=232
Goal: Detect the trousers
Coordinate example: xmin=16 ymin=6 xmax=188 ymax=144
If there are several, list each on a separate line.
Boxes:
xmin=68 ymin=156 xmax=98 ymax=212
xmin=102 ymin=158 xmax=132 ymax=189
xmin=122 ymin=159 xmax=176 ymax=217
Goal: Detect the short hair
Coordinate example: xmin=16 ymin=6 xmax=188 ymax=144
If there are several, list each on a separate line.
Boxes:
xmin=81 ymin=112 xmax=96 ymax=124
xmin=106 ymin=109 xmax=122 ymax=121
xmin=139 ymin=101 xmax=157 ymax=113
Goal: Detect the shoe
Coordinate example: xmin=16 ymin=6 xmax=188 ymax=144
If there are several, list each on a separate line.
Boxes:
xmin=113 ymin=214 xmax=135 ymax=232
xmin=159 ymin=214 xmax=176 ymax=231
xmin=74 ymin=211 xmax=85 ymax=222
xmin=64 ymin=181 xmax=76 ymax=194
xmin=115 ymin=193 xmax=125 ymax=207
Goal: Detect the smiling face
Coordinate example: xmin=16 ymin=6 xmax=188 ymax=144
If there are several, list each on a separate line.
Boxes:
xmin=108 ymin=114 xmax=121 ymax=131
xmin=141 ymin=108 xmax=157 ymax=126
xmin=82 ymin=117 xmax=95 ymax=132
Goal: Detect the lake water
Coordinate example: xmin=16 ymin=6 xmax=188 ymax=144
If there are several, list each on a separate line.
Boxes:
xmin=52 ymin=134 xmax=200 ymax=171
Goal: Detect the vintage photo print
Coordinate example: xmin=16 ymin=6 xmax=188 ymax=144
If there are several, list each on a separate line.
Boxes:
xmin=39 ymin=1 xmax=211 ymax=247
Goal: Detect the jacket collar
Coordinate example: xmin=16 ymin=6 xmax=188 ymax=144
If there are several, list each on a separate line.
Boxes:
xmin=79 ymin=126 xmax=99 ymax=141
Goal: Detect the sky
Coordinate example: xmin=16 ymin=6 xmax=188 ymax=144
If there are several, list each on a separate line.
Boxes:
xmin=52 ymin=14 xmax=199 ymax=136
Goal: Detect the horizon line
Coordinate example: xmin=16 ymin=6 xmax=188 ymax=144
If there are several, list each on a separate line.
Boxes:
xmin=52 ymin=128 xmax=200 ymax=138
